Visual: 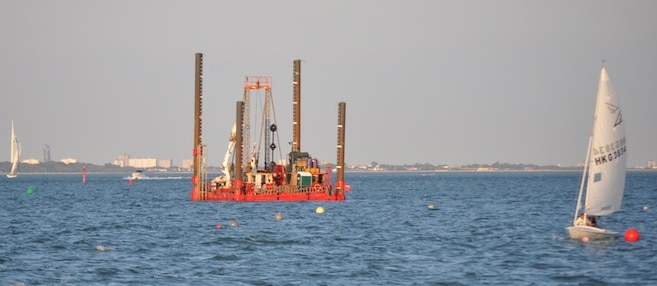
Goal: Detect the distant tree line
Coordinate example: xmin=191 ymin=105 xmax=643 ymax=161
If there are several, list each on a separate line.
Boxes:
xmin=357 ymin=161 xmax=582 ymax=171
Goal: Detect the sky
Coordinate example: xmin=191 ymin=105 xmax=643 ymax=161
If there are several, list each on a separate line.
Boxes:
xmin=1 ymin=0 xmax=656 ymax=168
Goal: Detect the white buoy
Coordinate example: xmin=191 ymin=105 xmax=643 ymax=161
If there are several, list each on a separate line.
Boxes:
xmin=428 ymin=203 xmax=435 ymax=210
xmin=229 ymin=219 xmax=239 ymax=227
xmin=643 ymin=206 xmax=649 ymax=211
xmin=95 ymin=245 xmax=115 ymax=252
xmin=274 ymin=212 xmax=284 ymax=221
xmin=316 ymin=206 xmax=325 ymax=214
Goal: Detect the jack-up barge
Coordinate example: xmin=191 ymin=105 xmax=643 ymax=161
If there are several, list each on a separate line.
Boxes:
xmin=190 ymin=53 xmax=349 ymax=201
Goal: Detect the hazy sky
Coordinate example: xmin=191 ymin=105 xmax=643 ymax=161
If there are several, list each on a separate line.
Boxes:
xmin=1 ymin=1 xmax=656 ymax=168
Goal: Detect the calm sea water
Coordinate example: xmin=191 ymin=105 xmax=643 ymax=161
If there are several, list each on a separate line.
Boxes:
xmin=1 ymin=171 xmax=656 ymax=285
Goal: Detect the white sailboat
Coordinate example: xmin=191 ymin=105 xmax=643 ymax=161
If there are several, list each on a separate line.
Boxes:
xmin=566 ymin=66 xmax=627 ymax=240
xmin=7 ymin=120 xmax=21 ymax=179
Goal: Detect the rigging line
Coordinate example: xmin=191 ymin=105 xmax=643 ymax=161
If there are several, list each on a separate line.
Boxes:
xmin=253 ymin=89 xmax=262 ymax=143
xmin=573 ymin=136 xmax=592 ymax=225
xmin=268 ymin=90 xmax=284 ymax=165
xmin=256 ymin=89 xmax=267 ymax=166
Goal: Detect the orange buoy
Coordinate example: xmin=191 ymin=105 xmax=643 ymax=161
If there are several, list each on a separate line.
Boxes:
xmin=129 ymin=179 xmax=133 ymax=185
xmin=581 ymin=236 xmax=589 ymax=243
xmin=624 ymin=228 xmax=640 ymax=242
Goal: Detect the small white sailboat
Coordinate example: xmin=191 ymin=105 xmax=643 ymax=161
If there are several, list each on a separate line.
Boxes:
xmin=566 ymin=66 xmax=627 ymax=240
xmin=7 ymin=120 xmax=21 ymax=179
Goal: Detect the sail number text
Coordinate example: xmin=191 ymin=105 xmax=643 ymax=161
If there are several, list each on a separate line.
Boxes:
xmin=592 ymin=137 xmax=627 ymax=166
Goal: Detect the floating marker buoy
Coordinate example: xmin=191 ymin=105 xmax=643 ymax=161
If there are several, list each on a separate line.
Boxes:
xmin=95 ymin=245 xmax=115 ymax=252
xmin=229 ymin=219 xmax=239 ymax=227
xmin=428 ymin=203 xmax=435 ymax=210
xmin=624 ymin=228 xmax=640 ymax=242
xmin=274 ymin=212 xmax=284 ymax=221
xmin=316 ymin=206 xmax=325 ymax=214
xmin=27 ymin=186 xmax=34 ymax=194
xmin=215 ymin=223 xmax=222 ymax=229
xmin=643 ymin=206 xmax=649 ymax=211
xmin=129 ymin=179 xmax=133 ymax=185
xmin=581 ymin=236 xmax=589 ymax=243
xmin=82 ymin=166 xmax=87 ymax=183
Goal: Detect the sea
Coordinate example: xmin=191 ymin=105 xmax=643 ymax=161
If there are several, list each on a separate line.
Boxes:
xmin=1 ymin=171 xmax=656 ymax=285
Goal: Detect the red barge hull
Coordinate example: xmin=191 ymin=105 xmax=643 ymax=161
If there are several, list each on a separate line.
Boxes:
xmin=192 ymin=186 xmax=346 ymax=201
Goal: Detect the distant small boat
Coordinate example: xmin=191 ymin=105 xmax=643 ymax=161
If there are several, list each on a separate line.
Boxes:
xmin=7 ymin=119 xmax=21 ymax=179
xmin=566 ymin=66 xmax=627 ymax=240
xmin=130 ymin=169 xmax=145 ymax=180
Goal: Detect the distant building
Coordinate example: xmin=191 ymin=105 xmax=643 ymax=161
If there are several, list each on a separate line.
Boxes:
xmin=649 ymin=160 xmax=656 ymax=169
xmin=112 ymin=154 xmax=180 ymax=169
xmin=115 ymin=153 xmax=130 ymax=167
xmin=60 ymin=158 xmax=78 ymax=164
xmin=43 ymin=144 xmax=51 ymax=162
xmin=22 ymin=158 xmax=40 ymax=165
xmin=158 ymin=159 xmax=173 ymax=168
xmin=182 ymin=159 xmax=193 ymax=170
xmin=128 ymin=158 xmax=157 ymax=168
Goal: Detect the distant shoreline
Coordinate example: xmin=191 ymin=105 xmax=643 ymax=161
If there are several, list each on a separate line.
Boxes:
xmin=343 ymin=168 xmax=657 ymax=173
xmin=9 ymin=168 xmax=656 ymax=175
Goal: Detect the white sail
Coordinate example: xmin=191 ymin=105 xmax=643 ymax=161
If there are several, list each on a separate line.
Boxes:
xmin=7 ymin=120 xmax=20 ymax=178
xmin=584 ymin=67 xmax=626 ymax=217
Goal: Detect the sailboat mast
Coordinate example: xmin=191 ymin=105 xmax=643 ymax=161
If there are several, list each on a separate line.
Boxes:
xmin=10 ymin=120 xmax=15 ymax=163
xmin=573 ymin=136 xmax=592 ymax=224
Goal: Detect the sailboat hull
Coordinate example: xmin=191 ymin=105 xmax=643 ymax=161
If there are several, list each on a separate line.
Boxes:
xmin=566 ymin=225 xmax=618 ymax=240
xmin=7 ymin=174 xmax=17 ymax=179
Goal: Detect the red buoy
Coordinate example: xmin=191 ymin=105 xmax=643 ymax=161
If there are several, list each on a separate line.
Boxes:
xmin=215 ymin=224 xmax=222 ymax=229
xmin=82 ymin=166 xmax=87 ymax=183
xmin=624 ymin=228 xmax=640 ymax=242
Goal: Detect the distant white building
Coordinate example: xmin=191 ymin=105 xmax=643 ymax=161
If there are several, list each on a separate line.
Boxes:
xmin=112 ymin=154 xmax=177 ymax=169
xmin=60 ymin=158 xmax=78 ymax=164
xmin=182 ymin=159 xmax=193 ymax=170
xmin=128 ymin=158 xmax=157 ymax=168
xmin=22 ymin=158 xmax=40 ymax=165
xmin=158 ymin=159 xmax=173 ymax=168
xmin=118 ymin=153 xmax=130 ymax=167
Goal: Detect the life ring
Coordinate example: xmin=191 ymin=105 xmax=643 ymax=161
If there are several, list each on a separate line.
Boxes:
xmin=312 ymin=184 xmax=322 ymax=192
